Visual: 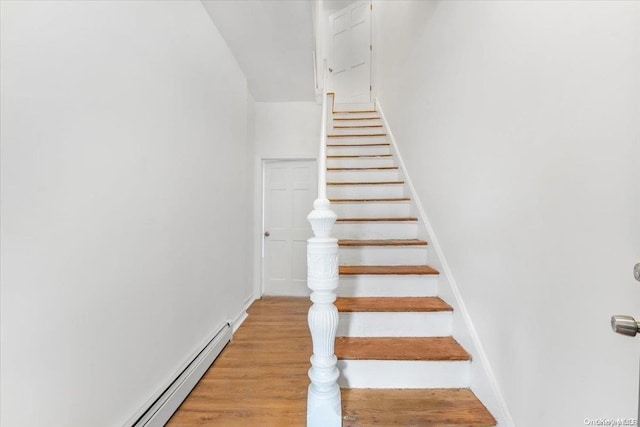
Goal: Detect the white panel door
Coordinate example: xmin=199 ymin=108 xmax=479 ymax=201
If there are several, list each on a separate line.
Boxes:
xmin=263 ymin=160 xmax=317 ymax=296
xmin=329 ymin=1 xmax=372 ymax=103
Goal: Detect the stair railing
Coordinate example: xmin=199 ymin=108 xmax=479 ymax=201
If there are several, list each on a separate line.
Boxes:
xmin=306 ymin=60 xmax=341 ymax=427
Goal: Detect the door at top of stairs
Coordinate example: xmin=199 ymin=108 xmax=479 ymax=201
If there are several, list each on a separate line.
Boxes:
xmin=328 ymin=1 xmax=372 ymax=104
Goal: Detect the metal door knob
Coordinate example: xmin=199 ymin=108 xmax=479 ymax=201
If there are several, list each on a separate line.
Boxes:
xmin=328 ymin=68 xmax=333 ymax=73
xmin=634 ymin=263 xmax=640 ymax=281
xmin=611 ymin=315 xmax=640 ymax=337
xmin=264 ymin=231 xmax=270 ymax=237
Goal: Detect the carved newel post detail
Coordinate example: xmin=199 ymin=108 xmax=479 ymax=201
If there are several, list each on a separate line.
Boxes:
xmin=306 ymin=198 xmax=341 ymax=427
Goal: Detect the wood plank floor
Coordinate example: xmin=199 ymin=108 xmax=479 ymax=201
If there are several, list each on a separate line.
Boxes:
xmin=167 ymin=297 xmax=494 ymax=426
xmin=167 ymin=297 xmax=310 ymax=427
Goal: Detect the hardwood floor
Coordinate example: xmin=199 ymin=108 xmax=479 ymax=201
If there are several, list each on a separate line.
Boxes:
xmin=167 ymin=297 xmax=310 ymax=427
xmin=167 ymin=297 xmax=494 ymax=426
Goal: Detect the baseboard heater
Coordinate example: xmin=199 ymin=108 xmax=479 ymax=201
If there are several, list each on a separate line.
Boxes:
xmin=131 ymin=323 xmax=232 ymax=427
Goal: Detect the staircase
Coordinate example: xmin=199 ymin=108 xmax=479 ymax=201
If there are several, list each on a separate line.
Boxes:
xmin=326 ymin=104 xmax=497 ymax=426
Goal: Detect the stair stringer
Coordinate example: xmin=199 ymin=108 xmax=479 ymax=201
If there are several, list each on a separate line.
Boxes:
xmin=375 ymin=100 xmax=515 ymax=427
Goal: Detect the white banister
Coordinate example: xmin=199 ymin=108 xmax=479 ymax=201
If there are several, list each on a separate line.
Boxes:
xmin=317 ymin=103 xmax=327 ymax=198
xmin=306 ymin=61 xmax=341 ymax=427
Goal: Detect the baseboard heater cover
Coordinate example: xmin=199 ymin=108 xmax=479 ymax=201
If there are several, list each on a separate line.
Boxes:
xmin=131 ymin=323 xmax=232 ymax=427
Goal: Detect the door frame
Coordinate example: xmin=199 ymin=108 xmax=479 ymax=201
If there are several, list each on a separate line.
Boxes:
xmin=327 ymin=0 xmax=373 ymax=103
xmin=369 ymin=0 xmax=376 ymax=101
xmin=254 ymin=157 xmax=318 ymax=299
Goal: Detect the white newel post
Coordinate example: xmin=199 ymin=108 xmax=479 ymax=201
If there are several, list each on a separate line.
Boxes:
xmin=306 ymin=198 xmax=341 ymax=427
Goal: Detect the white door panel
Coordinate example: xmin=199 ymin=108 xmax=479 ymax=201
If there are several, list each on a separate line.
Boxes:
xmin=329 ymin=1 xmax=372 ymax=103
xmin=263 ymin=160 xmax=316 ymax=296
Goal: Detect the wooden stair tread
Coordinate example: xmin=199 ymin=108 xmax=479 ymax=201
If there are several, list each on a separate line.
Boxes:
xmin=335 ymin=297 xmax=451 ymax=312
xmin=340 ymin=265 xmax=439 ymax=275
xmin=333 ymin=109 xmax=377 ymax=113
xmin=333 ymin=117 xmax=381 ymax=121
xmin=342 ymin=388 xmax=496 ymax=427
xmin=336 ymin=337 xmax=470 ymax=361
xmin=334 ymin=124 xmax=383 ymax=128
xmin=327 ymin=143 xmax=390 ymax=147
xmin=336 ymin=217 xmax=417 ymax=222
xmin=327 ymin=181 xmax=404 ymax=186
xmin=328 ymin=133 xmax=387 ymax=137
xmin=330 ymin=197 xmax=410 ymax=202
xmin=339 ymin=239 xmax=427 ymax=246
xmin=327 ymin=166 xmax=398 ymax=170
xmin=327 ymin=154 xmax=392 ymax=158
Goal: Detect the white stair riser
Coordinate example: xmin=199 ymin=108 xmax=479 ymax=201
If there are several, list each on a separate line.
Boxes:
xmin=337 ymin=275 xmax=439 ymax=297
xmin=327 ymin=184 xmax=405 ymax=199
xmin=329 ymin=127 xmax=385 ymax=136
xmin=337 ymin=312 xmax=452 ymax=337
xmin=333 ymin=119 xmax=382 ymax=127
xmin=327 ymin=157 xmax=395 ymax=168
xmin=333 ymin=112 xmax=380 ymax=120
xmin=327 ymin=145 xmax=390 ymax=156
xmin=332 ymin=201 xmax=411 ymax=217
xmin=339 ymin=246 xmax=427 ymax=265
xmin=327 ymin=135 xmax=388 ymax=145
xmin=333 ymin=102 xmax=375 ymax=111
xmin=333 ymin=222 xmax=417 ymax=239
xmin=338 ymin=360 xmax=470 ymax=388
xmin=326 ymin=170 xmax=399 ymax=182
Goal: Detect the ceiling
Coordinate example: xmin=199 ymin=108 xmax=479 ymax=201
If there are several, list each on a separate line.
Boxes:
xmin=201 ymin=1 xmax=316 ymax=102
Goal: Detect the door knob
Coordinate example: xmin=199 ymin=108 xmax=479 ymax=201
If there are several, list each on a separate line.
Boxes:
xmin=611 ymin=315 xmax=640 ymax=337
xmin=264 ymin=231 xmax=270 ymax=237
xmin=634 ymin=263 xmax=640 ymax=281
xmin=328 ymin=68 xmax=333 ymax=73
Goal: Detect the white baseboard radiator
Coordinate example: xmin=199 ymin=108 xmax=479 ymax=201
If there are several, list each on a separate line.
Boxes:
xmin=130 ymin=323 xmax=232 ymax=427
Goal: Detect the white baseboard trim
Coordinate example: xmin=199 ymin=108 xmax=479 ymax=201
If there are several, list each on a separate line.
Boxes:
xmin=231 ymin=295 xmax=255 ymax=334
xmin=232 ymin=311 xmax=249 ymax=334
xmin=376 ymin=99 xmax=515 ymax=427
xmin=129 ymin=323 xmax=232 ymax=427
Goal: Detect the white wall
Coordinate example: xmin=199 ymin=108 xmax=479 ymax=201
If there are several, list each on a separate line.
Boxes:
xmin=373 ymin=1 xmax=640 ymax=425
xmin=246 ymin=92 xmax=258 ymax=303
xmin=252 ymin=102 xmax=321 ymax=296
xmin=0 ymin=1 xmax=253 ymax=426
xmin=254 ymin=102 xmax=322 ymax=158
xmin=201 ymin=1 xmax=316 ymax=102
xmin=312 ymin=1 xmax=323 ymax=95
